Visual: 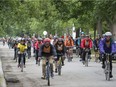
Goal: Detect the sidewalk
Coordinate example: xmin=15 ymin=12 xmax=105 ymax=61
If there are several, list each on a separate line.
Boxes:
xmin=0 ymin=56 xmax=7 ymax=87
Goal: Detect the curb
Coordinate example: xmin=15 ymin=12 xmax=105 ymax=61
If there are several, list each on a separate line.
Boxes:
xmin=0 ymin=58 xmax=7 ymax=87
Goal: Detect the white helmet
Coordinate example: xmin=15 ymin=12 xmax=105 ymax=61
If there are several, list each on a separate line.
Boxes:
xmin=105 ymin=32 xmax=112 ymax=36
xmin=38 ymin=37 xmax=42 ymax=41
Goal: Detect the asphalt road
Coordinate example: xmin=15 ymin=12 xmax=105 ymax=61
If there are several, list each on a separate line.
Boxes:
xmin=0 ymin=43 xmax=116 ymax=87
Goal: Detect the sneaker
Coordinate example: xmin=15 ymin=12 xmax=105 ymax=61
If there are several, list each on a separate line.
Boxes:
xmin=102 ymin=65 xmax=105 ymax=69
xmin=55 ymin=69 xmax=57 ymax=73
xmin=62 ymin=63 xmax=64 ymax=66
xmin=110 ymin=74 xmax=113 ymax=78
xmin=79 ymin=58 xmax=82 ymax=61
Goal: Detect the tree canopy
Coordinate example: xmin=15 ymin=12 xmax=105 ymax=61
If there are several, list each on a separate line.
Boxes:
xmin=0 ymin=0 xmax=116 ymax=37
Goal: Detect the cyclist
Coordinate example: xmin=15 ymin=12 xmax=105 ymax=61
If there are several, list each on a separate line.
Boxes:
xmin=81 ymin=35 xmax=93 ymax=63
xmin=32 ymin=37 xmax=36 ymax=57
xmin=54 ymin=38 xmax=66 ymax=73
xmin=64 ymin=35 xmax=74 ymax=61
xmin=53 ymin=36 xmax=58 ymax=46
xmin=12 ymin=40 xmax=18 ymax=60
xmin=93 ymin=35 xmax=101 ymax=62
xmin=49 ymin=34 xmax=54 ymax=45
xmin=35 ymin=38 xmax=43 ymax=64
xmin=17 ymin=38 xmax=27 ymax=68
xmin=26 ymin=39 xmax=32 ymax=59
xmin=38 ymin=38 xmax=57 ymax=79
xmin=79 ymin=32 xmax=85 ymax=61
xmin=99 ymin=32 xmax=116 ymax=78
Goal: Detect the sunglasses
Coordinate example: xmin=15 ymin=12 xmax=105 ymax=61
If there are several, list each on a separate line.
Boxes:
xmin=106 ymin=36 xmax=111 ymax=38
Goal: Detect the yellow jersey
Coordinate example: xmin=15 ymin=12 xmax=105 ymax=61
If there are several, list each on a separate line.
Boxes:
xmin=17 ymin=43 xmax=27 ymax=53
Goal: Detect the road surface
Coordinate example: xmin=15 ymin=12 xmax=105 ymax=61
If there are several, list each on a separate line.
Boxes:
xmin=0 ymin=43 xmax=116 ymax=87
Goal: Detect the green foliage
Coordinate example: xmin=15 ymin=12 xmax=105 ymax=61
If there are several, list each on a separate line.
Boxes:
xmin=0 ymin=0 xmax=115 ymax=37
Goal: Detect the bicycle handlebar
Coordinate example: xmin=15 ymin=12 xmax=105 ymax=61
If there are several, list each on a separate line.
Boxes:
xmin=66 ymin=46 xmax=74 ymax=48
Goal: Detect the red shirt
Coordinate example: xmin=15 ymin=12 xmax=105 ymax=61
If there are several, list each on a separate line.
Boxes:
xmin=81 ymin=38 xmax=92 ymax=48
xmin=35 ymin=41 xmax=43 ymax=50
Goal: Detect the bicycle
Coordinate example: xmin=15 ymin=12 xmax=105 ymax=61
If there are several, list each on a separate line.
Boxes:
xmin=18 ymin=52 xmax=25 ymax=72
xmin=27 ymin=49 xmax=31 ymax=59
xmin=84 ymin=48 xmax=90 ymax=67
xmin=94 ymin=48 xmax=100 ymax=63
xmin=104 ymin=53 xmax=111 ymax=81
xmin=14 ymin=49 xmax=18 ymax=62
xmin=66 ymin=46 xmax=74 ymax=62
xmin=57 ymin=53 xmax=63 ymax=75
xmin=76 ymin=46 xmax=80 ymax=58
xmin=45 ymin=57 xmax=53 ymax=86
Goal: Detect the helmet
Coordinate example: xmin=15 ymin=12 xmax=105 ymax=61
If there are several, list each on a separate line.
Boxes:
xmin=54 ymin=36 xmax=58 ymax=39
xmin=21 ymin=38 xmax=25 ymax=42
xmin=44 ymin=38 xmax=51 ymax=43
xmin=38 ymin=38 xmax=42 ymax=41
xmin=17 ymin=37 xmax=22 ymax=41
xmin=58 ymin=38 xmax=63 ymax=42
xmin=105 ymin=32 xmax=112 ymax=36
xmin=81 ymin=32 xmax=84 ymax=34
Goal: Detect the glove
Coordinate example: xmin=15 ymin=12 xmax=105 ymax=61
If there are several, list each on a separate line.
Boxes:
xmin=54 ymin=56 xmax=57 ymax=59
xmin=101 ymin=53 xmax=104 ymax=59
xmin=18 ymin=51 xmax=20 ymax=54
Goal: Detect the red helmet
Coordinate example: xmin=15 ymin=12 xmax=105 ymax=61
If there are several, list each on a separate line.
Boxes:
xmin=44 ymin=38 xmax=51 ymax=43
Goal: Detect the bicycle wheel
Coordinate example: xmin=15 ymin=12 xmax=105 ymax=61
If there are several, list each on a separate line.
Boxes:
xmin=21 ymin=54 xmax=24 ymax=72
xmin=16 ymin=54 xmax=17 ymax=62
xmin=58 ymin=65 xmax=61 ymax=75
xmin=46 ymin=63 xmax=50 ymax=86
xmin=107 ymin=63 xmax=110 ymax=81
xmin=16 ymin=51 xmax=18 ymax=62
xmin=95 ymin=52 xmax=99 ymax=62
xmin=104 ymin=62 xmax=110 ymax=81
xmin=76 ymin=48 xmax=80 ymax=57
xmin=85 ymin=53 xmax=88 ymax=67
xmin=58 ymin=57 xmax=62 ymax=75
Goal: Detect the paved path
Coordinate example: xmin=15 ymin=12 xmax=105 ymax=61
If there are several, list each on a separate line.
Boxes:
xmin=0 ymin=43 xmax=116 ymax=87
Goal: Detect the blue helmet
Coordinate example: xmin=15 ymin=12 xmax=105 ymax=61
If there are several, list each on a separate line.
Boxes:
xmin=81 ymin=32 xmax=84 ymax=34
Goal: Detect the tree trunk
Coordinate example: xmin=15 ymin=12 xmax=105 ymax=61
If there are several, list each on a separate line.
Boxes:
xmin=108 ymin=15 xmax=116 ymax=41
xmin=97 ymin=17 xmax=102 ymax=36
xmin=93 ymin=23 xmax=97 ymax=40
